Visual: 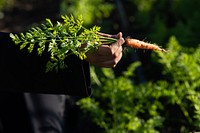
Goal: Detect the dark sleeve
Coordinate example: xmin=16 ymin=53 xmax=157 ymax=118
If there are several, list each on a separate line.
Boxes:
xmin=0 ymin=32 xmax=92 ymax=97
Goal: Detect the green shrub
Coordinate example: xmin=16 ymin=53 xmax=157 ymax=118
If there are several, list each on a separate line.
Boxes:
xmin=77 ymin=36 xmax=200 ymax=133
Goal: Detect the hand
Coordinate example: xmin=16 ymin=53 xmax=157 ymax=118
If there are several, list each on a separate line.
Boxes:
xmin=86 ymin=32 xmax=125 ymax=68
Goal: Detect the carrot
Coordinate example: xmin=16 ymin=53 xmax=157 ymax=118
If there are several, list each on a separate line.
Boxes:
xmin=125 ymin=38 xmax=167 ymax=52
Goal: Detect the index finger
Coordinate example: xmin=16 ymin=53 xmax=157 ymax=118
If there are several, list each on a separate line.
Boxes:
xmin=109 ymin=37 xmax=125 ymax=50
xmin=98 ymin=32 xmax=123 ymax=39
xmin=96 ymin=37 xmax=124 ymax=56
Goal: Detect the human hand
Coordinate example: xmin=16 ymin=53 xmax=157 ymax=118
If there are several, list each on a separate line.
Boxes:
xmin=86 ymin=32 xmax=125 ymax=68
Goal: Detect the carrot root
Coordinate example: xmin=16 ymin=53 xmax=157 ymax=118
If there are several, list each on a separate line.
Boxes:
xmin=125 ymin=38 xmax=167 ymax=52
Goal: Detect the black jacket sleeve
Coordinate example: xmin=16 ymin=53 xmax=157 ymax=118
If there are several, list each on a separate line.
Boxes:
xmin=0 ymin=32 xmax=91 ymax=97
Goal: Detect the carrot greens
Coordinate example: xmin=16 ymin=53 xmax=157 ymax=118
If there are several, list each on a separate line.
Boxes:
xmin=10 ymin=15 xmax=116 ymax=72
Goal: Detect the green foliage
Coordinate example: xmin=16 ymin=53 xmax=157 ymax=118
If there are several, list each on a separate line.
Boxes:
xmin=77 ymin=36 xmax=200 ymax=133
xmin=0 ymin=0 xmax=14 ymax=11
xmin=151 ymin=37 xmax=200 ymax=132
xmin=10 ymin=15 xmax=116 ymax=72
xmin=60 ymin=0 xmax=114 ymax=26
xmin=132 ymin=0 xmax=154 ymax=12
xmin=78 ymin=61 xmax=165 ymax=133
xmin=130 ymin=0 xmax=200 ymax=47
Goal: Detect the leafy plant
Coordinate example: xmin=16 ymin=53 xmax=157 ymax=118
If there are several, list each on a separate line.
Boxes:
xmin=10 ymin=15 xmax=116 ymax=72
xmin=153 ymin=36 xmax=200 ymax=132
xmin=60 ymin=0 xmax=114 ymax=25
xmin=77 ymin=36 xmax=200 ymax=133
xmin=77 ymin=62 xmax=165 ymax=133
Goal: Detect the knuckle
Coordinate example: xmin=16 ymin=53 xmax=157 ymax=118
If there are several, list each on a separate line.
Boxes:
xmin=112 ymin=53 xmax=118 ymax=58
xmin=110 ymin=48 xmax=115 ymax=55
xmin=113 ymin=59 xmax=119 ymax=67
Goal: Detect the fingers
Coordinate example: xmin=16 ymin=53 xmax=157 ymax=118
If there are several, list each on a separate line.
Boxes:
xmin=90 ymin=52 xmax=123 ymax=68
xmin=86 ymin=32 xmax=124 ymax=68
xmin=115 ymin=32 xmax=123 ymax=39
xmin=97 ymin=33 xmax=124 ymax=56
xmin=98 ymin=32 xmax=123 ymax=39
xmin=97 ymin=45 xmax=115 ymax=56
xmin=92 ymin=45 xmax=123 ymax=62
xmin=86 ymin=42 xmax=123 ymax=67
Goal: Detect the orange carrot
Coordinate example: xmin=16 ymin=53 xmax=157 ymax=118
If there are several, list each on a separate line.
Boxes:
xmin=125 ymin=38 xmax=167 ymax=52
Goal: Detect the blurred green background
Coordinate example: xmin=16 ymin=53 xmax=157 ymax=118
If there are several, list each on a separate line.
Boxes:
xmin=1 ymin=0 xmax=200 ymax=132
